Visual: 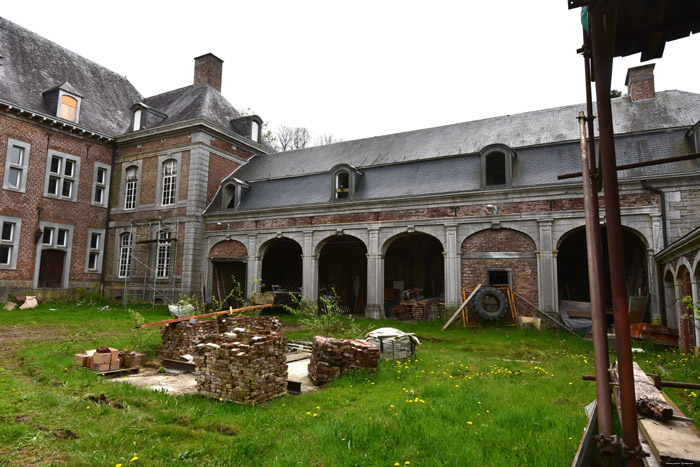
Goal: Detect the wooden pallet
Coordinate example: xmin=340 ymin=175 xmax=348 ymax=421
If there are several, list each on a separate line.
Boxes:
xmin=94 ymin=367 xmax=141 ymax=377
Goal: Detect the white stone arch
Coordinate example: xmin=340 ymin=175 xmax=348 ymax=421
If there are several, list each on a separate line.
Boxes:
xmin=256 ymin=233 xmax=304 ymax=259
xmin=663 ymin=265 xmax=679 ymax=329
xmin=313 ymin=230 xmax=369 ymax=257
xmin=380 ymin=227 xmax=446 ymax=256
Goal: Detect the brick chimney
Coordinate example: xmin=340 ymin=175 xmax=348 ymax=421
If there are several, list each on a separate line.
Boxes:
xmin=193 ymin=53 xmax=223 ymax=92
xmin=625 ymin=64 xmax=656 ymax=102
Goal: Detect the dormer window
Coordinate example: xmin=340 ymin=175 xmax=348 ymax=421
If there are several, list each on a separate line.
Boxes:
xmin=133 ymin=109 xmax=142 ymax=131
xmin=251 ymin=120 xmax=260 ymax=143
xmin=335 ymin=171 xmax=350 ymax=199
xmin=480 ymin=145 xmax=515 ymax=188
xmin=59 ymin=94 xmax=78 ymax=121
xmin=226 ymin=185 xmax=236 ymax=208
xmin=330 ymin=164 xmax=361 ymax=201
xmin=220 ymin=178 xmax=249 ymax=211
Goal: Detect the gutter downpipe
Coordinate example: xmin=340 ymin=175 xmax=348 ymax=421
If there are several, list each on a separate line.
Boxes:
xmin=588 ymin=4 xmax=642 ymax=465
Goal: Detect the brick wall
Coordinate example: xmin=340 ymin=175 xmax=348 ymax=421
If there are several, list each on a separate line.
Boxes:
xmin=461 ymin=229 xmax=539 ymax=317
xmin=0 ymin=114 xmax=111 ymax=289
xmin=207 ymin=154 xmax=240 ymax=204
xmin=209 ymin=240 xmax=247 ymax=259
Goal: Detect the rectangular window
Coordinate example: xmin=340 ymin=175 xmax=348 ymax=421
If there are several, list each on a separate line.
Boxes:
xmin=0 ymin=216 xmax=21 ymax=269
xmin=56 ymin=229 xmax=68 ymax=247
xmin=3 ymin=139 xmax=31 ymax=192
xmin=44 ymin=151 xmax=80 ymax=202
xmin=118 ymin=233 xmax=133 ymax=278
xmin=42 ymin=227 xmax=54 ymax=245
xmin=161 ymin=160 xmax=177 ymax=206
xmin=124 ymin=166 xmax=138 ymax=210
xmin=86 ymin=230 xmax=104 ymax=272
xmin=92 ymin=164 xmax=110 ymax=207
xmin=156 ymin=231 xmax=172 ymax=278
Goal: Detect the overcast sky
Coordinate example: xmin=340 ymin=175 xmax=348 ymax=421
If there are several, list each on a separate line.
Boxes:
xmin=4 ymin=1 xmax=700 ymax=142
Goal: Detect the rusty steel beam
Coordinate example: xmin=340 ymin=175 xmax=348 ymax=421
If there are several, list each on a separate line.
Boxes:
xmin=577 ymin=110 xmax=613 ymax=447
xmin=588 ymin=3 xmax=642 ymax=465
xmin=558 ymin=152 xmax=700 ymax=180
xmin=136 ymin=304 xmax=272 ymax=328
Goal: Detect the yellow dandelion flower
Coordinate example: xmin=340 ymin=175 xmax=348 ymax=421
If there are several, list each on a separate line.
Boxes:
xmin=467 ymin=421 xmax=473 ymax=425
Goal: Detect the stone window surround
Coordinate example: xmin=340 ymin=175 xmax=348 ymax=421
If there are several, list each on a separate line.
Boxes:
xmin=330 ymin=164 xmax=361 ymax=202
xmin=3 ymin=138 xmax=30 ymax=193
xmin=85 ymin=228 xmax=106 ymax=273
xmin=33 ymin=221 xmax=73 ymax=289
xmin=91 ymin=162 xmax=111 ymax=208
xmin=43 ymin=149 xmax=81 ymax=202
xmin=0 ymin=215 xmax=22 ymax=270
xmin=116 ymin=229 xmax=133 ymax=278
xmin=480 ymin=145 xmax=516 ymax=188
xmin=155 ymin=228 xmax=173 ymax=278
xmin=118 ymin=160 xmax=142 ymax=211
xmin=155 ymin=152 xmax=183 ymax=208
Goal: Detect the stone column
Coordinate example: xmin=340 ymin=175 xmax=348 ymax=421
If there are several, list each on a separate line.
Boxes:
xmin=537 ymin=219 xmax=557 ymax=315
xmin=365 ymin=228 xmax=384 ymax=319
xmin=246 ymin=234 xmax=259 ymax=299
xmin=301 ymin=231 xmax=317 ymax=302
xmin=444 ymin=225 xmax=461 ymax=309
xmin=646 ymin=248 xmax=661 ymax=323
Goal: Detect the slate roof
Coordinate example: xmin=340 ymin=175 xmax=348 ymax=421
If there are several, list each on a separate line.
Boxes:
xmin=206 ymin=91 xmax=700 ymax=214
xmin=0 ymin=17 xmax=142 ymax=136
xmin=142 ymin=84 xmax=241 ymax=131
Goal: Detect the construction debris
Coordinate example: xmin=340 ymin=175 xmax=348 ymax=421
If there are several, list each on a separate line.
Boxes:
xmin=308 ymin=336 xmax=379 ymax=384
xmin=19 ymin=296 xmax=38 ymax=310
xmin=194 ymin=327 xmax=287 ymax=404
xmin=365 ymin=328 xmax=420 ymax=360
xmin=74 ymin=347 xmax=144 ymax=372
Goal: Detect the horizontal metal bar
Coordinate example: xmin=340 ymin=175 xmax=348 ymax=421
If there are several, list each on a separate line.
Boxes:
xmin=558 ymin=152 xmax=700 ymax=180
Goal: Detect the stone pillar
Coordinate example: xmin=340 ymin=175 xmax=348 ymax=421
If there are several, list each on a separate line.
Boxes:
xmin=646 ymin=248 xmax=660 ymax=323
xmin=302 ymin=255 xmax=318 ymax=303
xmin=537 ymin=220 xmax=557 ymax=315
xmin=365 ymin=228 xmax=384 ymax=319
xmin=444 ymin=225 xmax=461 ymax=309
xmin=246 ymin=235 xmax=259 ymax=299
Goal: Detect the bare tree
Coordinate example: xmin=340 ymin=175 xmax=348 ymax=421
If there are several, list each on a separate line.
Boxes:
xmin=315 ymin=132 xmax=343 ymax=146
xmin=274 ymin=125 xmax=311 ymax=151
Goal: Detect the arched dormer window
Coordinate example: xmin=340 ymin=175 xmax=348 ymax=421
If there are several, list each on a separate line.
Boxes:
xmin=480 ymin=145 xmax=516 ymax=188
xmin=330 ymin=164 xmax=362 ymax=201
xmin=133 ymin=109 xmax=142 ymax=131
xmin=220 ymin=178 xmax=249 ymax=211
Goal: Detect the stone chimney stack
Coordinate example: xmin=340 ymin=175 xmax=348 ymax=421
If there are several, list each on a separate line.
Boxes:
xmin=625 ymin=64 xmax=656 ymax=102
xmin=193 ymin=53 xmax=223 ymax=92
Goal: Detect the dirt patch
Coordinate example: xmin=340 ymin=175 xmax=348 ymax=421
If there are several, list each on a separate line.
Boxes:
xmin=88 ymin=393 xmax=124 ymax=409
xmin=0 ymin=326 xmax=70 ymax=347
xmin=281 ymin=321 xmax=305 ymax=332
xmin=52 ymin=428 xmax=79 ymax=440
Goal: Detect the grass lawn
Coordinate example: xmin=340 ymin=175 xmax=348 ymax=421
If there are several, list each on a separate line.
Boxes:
xmin=1 ymin=300 xmax=699 ymax=466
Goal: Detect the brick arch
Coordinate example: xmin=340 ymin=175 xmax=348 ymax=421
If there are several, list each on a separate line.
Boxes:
xmin=209 ymin=240 xmax=247 ymax=260
xmin=460 ymin=228 xmax=538 ymax=317
xmin=461 ymin=228 xmax=536 ymax=253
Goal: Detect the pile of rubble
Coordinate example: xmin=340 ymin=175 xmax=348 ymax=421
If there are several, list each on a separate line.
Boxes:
xmin=308 ymin=336 xmax=379 ymax=384
xmin=194 ymin=325 xmax=288 ymax=404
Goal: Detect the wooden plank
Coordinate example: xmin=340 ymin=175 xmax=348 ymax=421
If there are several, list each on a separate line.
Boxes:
xmin=136 ymin=304 xmax=272 ymax=328
xmin=442 ymin=284 xmax=481 ymax=330
xmin=572 ymin=400 xmax=598 ymax=467
xmin=638 ymin=414 xmax=700 ymax=464
xmin=631 ymin=362 xmax=674 ymax=420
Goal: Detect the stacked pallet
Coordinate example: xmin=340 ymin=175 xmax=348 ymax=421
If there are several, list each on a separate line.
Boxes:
xmin=194 ymin=328 xmax=288 ymax=404
xmin=161 ymin=320 xmax=219 ymax=360
xmin=308 ymin=336 xmax=379 ymax=384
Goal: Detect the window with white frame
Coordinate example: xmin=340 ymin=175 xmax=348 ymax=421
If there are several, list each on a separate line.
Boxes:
xmin=92 ymin=163 xmax=110 ymax=207
xmin=124 ymin=166 xmax=138 ymax=210
xmin=42 ymin=226 xmax=69 ymax=247
xmin=118 ymin=232 xmax=133 ymax=278
xmin=161 ymin=159 xmax=177 ymax=206
xmin=44 ymin=151 xmax=80 ymax=201
xmin=3 ymin=139 xmax=30 ymax=192
xmin=133 ymin=109 xmax=142 ymax=132
xmin=85 ymin=229 xmax=105 ymax=273
xmin=0 ymin=216 xmax=21 ymax=269
xmin=155 ymin=230 xmax=172 ymax=278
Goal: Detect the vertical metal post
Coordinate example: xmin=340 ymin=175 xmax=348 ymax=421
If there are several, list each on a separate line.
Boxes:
xmin=588 ymin=4 xmax=641 ymax=464
xmin=578 ymin=111 xmax=613 ymax=448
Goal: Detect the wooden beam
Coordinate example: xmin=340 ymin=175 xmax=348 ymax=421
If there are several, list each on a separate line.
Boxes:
xmin=136 ymin=304 xmax=272 ymax=328
xmin=442 ymin=284 xmax=481 ymax=331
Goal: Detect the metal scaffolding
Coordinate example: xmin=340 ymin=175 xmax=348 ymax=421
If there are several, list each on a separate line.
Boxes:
xmin=121 ymin=219 xmax=180 ymax=306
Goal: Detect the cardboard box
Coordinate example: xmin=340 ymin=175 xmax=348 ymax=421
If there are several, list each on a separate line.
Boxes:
xmin=109 ymin=359 xmax=121 ymax=371
xmin=92 ymin=352 xmax=111 ymax=365
xmin=108 ymin=348 xmax=119 ymax=361
xmin=91 ymin=362 xmax=110 ymax=372
xmin=130 ymin=353 xmax=145 ymax=368
xmin=74 ymin=353 xmax=89 ymax=367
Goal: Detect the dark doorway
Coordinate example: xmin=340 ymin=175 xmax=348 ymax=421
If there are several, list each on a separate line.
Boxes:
xmin=557 ymin=227 xmax=648 ymax=304
xmin=38 ymin=249 xmax=65 ymax=288
xmin=384 ymin=233 xmax=444 ymax=300
xmin=488 ymin=270 xmax=510 ymax=287
xmin=212 ymin=261 xmax=246 ymax=308
xmin=318 ymin=236 xmax=367 ymax=315
xmin=261 ymin=238 xmax=302 ymax=292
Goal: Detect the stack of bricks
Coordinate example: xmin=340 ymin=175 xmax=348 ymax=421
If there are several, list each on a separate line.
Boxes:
xmin=680 ymin=314 xmax=695 ymax=354
xmin=160 ymin=320 xmax=219 ymax=360
xmin=194 ymin=320 xmax=288 ymax=405
xmin=217 ymin=315 xmax=282 ymax=334
xmin=308 ymin=336 xmax=379 ymax=384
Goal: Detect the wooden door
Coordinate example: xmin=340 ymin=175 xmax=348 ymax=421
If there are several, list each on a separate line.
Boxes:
xmin=38 ymin=249 xmax=65 ymax=288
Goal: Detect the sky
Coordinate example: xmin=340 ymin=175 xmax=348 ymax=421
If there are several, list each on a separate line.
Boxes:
xmin=3 ymin=1 xmax=700 ymax=142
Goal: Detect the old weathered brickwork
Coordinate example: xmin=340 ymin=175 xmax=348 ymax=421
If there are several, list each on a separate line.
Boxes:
xmin=308 ymin=336 xmax=379 ymax=384
xmin=207 ymin=154 xmax=240 ymax=204
xmin=209 ymin=240 xmax=247 ymax=259
xmin=461 ymin=229 xmax=539 ymax=318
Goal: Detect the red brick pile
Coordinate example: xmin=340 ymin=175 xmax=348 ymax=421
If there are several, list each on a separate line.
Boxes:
xmin=194 ymin=326 xmax=288 ymax=404
xmin=308 ymin=336 xmax=379 ymax=384
xmin=161 ymin=320 xmax=219 ymax=360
